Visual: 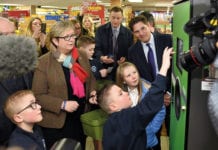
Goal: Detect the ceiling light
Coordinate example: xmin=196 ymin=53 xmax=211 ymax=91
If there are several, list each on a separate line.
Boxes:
xmin=97 ymin=2 xmax=111 ymax=6
xmin=40 ymin=6 xmax=67 ymax=9
xmin=0 ymin=3 xmax=24 ymax=6
xmin=128 ymin=0 xmax=143 ymax=2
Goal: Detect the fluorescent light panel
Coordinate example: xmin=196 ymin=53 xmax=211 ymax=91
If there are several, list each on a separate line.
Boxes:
xmin=128 ymin=0 xmax=143 ymax=2
xmin=0 ymin=3 xmax=24 ymax=6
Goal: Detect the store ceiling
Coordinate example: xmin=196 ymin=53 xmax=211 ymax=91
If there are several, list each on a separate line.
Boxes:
xmin=0 ymin=0 xmax=182 ymax=11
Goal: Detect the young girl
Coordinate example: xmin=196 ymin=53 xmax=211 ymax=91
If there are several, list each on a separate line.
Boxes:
xmin=116 ymin=61 xmax=166 ymax=150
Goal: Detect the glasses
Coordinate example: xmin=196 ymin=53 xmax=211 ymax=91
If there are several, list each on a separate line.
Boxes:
xmin=17 ymin=101 xmax=39 ymax=114
xmin=57 ymin=34 xmax=77 ymax=41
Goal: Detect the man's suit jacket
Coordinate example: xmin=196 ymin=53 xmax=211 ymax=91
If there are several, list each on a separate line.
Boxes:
xmin=128 ymin=32 xmax=172 ymax=89
xmin=0 ymin=73 xmax=33 ymax=144
xmin=32 ymin=51 xmax=96 ymax=129
xmin=95 ymin=22 xmax=133 ymax=61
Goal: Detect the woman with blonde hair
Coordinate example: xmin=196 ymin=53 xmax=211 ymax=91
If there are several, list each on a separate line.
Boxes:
xmin=25 ymin=17 xmax=48 ymax=56
xmin=32 ymin=20 xmax=97 ymax=149
xmin=82 ymin=15 xmax=95 ymax=37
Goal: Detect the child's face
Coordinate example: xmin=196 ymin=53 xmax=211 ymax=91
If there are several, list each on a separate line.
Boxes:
xmin=85 ymin=43 xmax=95 ymax=59
xmin=17 ymin=94 xmax=43 ymax=123
xmin=122 ymin=66 xmax=140 ymax=89
xmin=109 ymin=85 xmax=132 ymax=111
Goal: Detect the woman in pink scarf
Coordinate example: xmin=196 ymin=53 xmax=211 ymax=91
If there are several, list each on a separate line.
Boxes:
xmin=32 ymin=20 xmax=97 ymax=149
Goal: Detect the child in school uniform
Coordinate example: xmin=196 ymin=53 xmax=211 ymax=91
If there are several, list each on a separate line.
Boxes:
xmin=77 ymin=35 xmax=113 ymax=91
xmin=97 ymin=47 xmax=173 ymax=150
xmin=4 ymin=90 xmax=46 ymax=150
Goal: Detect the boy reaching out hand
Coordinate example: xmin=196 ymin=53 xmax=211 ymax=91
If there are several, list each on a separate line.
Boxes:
xmin=97 ymin=47 xmax=173 ymax=150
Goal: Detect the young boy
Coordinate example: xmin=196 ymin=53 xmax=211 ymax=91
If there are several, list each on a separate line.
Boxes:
xmin=97 ymin=47 xmax=173 ymax=150
xmin=77 ymin=35 xmax=113 ymax=91
xmin=77 ymin=35 xmax=109 ymax=80
xmin=4 ymin=90 xmax=46 ymax=150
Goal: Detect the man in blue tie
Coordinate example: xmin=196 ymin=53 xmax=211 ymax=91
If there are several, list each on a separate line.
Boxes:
xmin=128 ymin=15 xmax=172 ymax=150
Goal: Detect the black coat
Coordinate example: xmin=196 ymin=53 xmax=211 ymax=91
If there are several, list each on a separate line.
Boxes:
xmin=103 ymin=75 xmax=166 ymax=150
xmin=0 ymin=72 xmax=33 ymax=145
xmin=128 ymin=32 xmax=172 ymax=90
xmin=8 ymin=125 xmax=46 ymax=150
xmin=95 ymin=22 xmax=133 ymax=61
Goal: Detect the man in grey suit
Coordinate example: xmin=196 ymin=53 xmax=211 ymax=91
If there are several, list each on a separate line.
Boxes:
xmin=95 ymin=6 xmax=133 ymax=81
xmin=128 ymin=15 xmax=172 ymax=150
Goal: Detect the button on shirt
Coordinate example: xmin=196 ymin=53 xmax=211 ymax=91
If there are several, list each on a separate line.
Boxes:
xmin=128 ymin=87 xmax=139 ymax=107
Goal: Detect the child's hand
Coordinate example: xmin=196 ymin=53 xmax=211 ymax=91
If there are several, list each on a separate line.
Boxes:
xmin=89 ymin=90 xmax=98 ymax=104
xmin=159 ymin=47 xmax=174 ymax=76
xmin=100 ymin=68 xmax=108 ymax=77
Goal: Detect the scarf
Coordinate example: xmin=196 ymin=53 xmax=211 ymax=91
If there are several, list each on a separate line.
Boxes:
xmin=71 ymin=47 xmax=89 ymax=83
xmin=61 ymin=47 xmax=89 ymax=98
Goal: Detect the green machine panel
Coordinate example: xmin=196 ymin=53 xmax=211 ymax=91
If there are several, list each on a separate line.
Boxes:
xmin=170 ymin=1 xmax=190 ymax=150
xmin=170 ymin=0 xmax=218 ymax=149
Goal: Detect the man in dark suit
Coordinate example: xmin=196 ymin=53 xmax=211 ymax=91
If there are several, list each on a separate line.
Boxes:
xmin=128 ymin=15 xmax=172 ymax=150
xmin=0 ymin=17 xmax=33 ymax=145
xmin=128 ymin=15 xmax=172 ymax=85
xmin=94 ymin=6 xmax=133 ymax=80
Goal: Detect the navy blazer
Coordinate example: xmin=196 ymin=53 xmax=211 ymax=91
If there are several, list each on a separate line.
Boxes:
xmin=95 ymin=22 xmax=133 ymax=60
xmin=128 ymin=32 xmax=172 ymax=89
xmin=0 ymin=72 xmax=33 ymax=145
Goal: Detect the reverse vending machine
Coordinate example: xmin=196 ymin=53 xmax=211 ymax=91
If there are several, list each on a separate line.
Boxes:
xmin=170 ymin=0 xmax=218 ymax=149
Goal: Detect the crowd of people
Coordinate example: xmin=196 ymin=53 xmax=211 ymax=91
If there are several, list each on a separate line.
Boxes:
xmin=0 ymin=6 xmax=173 ymax=150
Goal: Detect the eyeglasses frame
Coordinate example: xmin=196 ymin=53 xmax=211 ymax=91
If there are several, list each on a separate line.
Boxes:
xmin=17 ymin=101 xmax=39 ymax=114
xmin=56 ymin=34 xmax=77 ymax=41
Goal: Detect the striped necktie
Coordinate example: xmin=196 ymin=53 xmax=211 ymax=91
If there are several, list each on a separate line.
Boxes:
xmin=112 ymin=28 xmax=118 ymax=59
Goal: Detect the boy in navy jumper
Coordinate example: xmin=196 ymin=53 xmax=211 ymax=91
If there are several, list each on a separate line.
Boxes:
xmin=77 ymin=35 xmax=113 ymax=91
xmin=77 ymin=35 xmax=110 ymax=80
xmin=97 ymin=47 xmax=173 ymax=150
xmin=4 ymin=90 xmax=46 ymax=150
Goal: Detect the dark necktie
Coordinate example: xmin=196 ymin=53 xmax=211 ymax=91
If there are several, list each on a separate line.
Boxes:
xmin=112 ymin=29 xmax=118 ymax=58
xmin=146 ymin=43 xmax=156 ymax=79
